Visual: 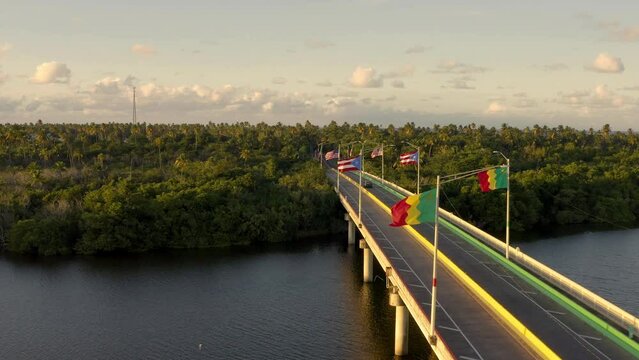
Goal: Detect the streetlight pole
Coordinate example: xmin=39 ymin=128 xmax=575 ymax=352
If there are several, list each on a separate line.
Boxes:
xmin=429 ymin=175 xmax=441 ymax=344
xmin=337 ymin=144 xmax=341 ymax=192
xmin=318 ymin=142 xmax=325 ymax=168
xmin=493 ymin=151 xmax=511 ymax=260
xmin=359 ymin=144 xmax=363 ymax=222
xmin=403 ymin=141 xmax=420 ymax=194
xmin=381 ymin=142 xmax=385 ymax=182
xmin=347 ymin=140 xmax=365 ymax=223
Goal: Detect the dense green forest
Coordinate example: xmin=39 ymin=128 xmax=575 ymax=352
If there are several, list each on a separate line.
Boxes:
xmin=0 ymin=121 xmax=638 ymax=255
xmin=0 ymin=122 xmax=340 ymax=255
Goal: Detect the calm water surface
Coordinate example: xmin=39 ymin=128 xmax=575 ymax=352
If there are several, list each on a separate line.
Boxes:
xmin=1 ymin=228 xmax=637 ymax=359
xmin=517 ymin=227 xmax=639 ymax=316
xmin=0 ymin=239 xmax=430 ymax=360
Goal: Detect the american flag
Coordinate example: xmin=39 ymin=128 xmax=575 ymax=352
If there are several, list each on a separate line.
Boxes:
xmin=371 ymin=146 xmax=383 ymax=159
xmin=325 ymin=150 xmax=338 ymax=160
xmin=338 ymin=156 xmax=362 ymax=172
xmin=400 ymin=151 xmax=418 ymax=166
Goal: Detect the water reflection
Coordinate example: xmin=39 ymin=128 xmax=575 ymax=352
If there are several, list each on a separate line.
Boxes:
xmin=0 ymin=238 xmax=433 ymax=359
xmin=517 ymin=227 xmax=639 ymax=316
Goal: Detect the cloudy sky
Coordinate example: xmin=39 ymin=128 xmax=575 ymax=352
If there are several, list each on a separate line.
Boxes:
xmin=1 ymin=0 xmax=638 ymax=129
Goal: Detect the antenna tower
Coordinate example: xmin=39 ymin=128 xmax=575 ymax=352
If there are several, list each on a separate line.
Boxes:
xmin=132 ymin=86 xmax=137 ymax=124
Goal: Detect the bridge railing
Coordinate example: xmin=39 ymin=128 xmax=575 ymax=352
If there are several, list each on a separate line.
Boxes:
xmin=336 ymin=189 xmax=456 ymax=360
xmin=361 ymin=171 xmax=639 ymax=338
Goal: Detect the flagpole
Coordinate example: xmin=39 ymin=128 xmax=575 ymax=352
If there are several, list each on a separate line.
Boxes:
xmin=337 ymin=144 xmax=341 ymax=192
xmin=429 ymin=175 xmax=440 ymax=345
xmin=381 ymin=143 xmax=384 ymax=182
xmin=417 ymin=146 xmax=420 ymax=194
xmin=358 ymin=147 xmax=363 ymax=223
xmin=319 ymin=143 xmax=323 ymax=168
xmin=506 ymin=158 xmax=510 ymax=260
xmin=403 ymin=141 xmax=420 ymax=194
xmin=493 ymin=151 xmax=511 ymax=260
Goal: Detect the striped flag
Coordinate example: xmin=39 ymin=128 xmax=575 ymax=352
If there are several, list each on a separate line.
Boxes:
xmin=371 ymin=146 xmax=383 ymax=159
xmin=325 ymin=150 xmax=338 ymax=160
xmin=477 ymin=167 xmax=508 ymax=192
xmin=338 ymin=156 xmax=362 ymax=172
xmin=400 ymin=151 xmax=418 ymax=166
xmin=390 ymin=189 xmax=436 ymax=226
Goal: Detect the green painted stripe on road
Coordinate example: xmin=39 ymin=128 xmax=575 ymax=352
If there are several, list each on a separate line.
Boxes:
xmin=361 ymin=172 xmax=639 ymax=358
xmin=440 ymin=218 xmax=639 ymax=358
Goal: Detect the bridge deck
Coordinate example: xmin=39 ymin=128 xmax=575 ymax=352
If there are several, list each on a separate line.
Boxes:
xmin=330 ymin=169 xmax=635 ymax=360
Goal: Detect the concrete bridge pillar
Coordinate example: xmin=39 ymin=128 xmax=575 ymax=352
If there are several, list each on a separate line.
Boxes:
xmin=389 ymin=286 xmax=409 ymax=356
xmin=345 ymin=213 xmax=356 ymax=245
xmin=359 ymin=239 xmax=373 ymax=282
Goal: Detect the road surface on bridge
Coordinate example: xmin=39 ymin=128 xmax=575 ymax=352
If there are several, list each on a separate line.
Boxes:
xmin=329 ymin=169 xmax=634 ymax=359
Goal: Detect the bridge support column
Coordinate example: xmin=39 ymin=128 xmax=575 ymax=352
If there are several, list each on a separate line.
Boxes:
xmin=389 ymin=286 xmax=409 ymax=356
xmin=345 ymin=213 xmax=356 ymax=245
xmin=359 ymin=239 xmax=373 ymax=282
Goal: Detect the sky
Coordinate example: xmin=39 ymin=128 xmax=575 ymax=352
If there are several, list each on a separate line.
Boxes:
xmin=1 ymin=0 xmax=638 ymax=129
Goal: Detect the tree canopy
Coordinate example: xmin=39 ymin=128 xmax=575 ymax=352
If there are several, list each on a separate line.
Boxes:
xmin=0 ymin=121 xmax=637 ymax=255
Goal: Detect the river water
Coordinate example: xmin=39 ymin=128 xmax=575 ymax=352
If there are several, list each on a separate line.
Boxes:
xmin=0 ymin=239 xmax=430 ymax=360
xmin=0 ymin=229 xmax=636 ymax=359
xmin=517 ymin=227 xmax=639 ymax=316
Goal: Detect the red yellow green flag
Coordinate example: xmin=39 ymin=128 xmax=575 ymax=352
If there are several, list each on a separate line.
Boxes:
xmin=390 ymin=189 xmax=436 ymax=227
xmin=477 ymin=167 xmax=508 ymax=192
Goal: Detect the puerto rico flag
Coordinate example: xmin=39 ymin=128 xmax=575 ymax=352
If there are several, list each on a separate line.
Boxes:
xmin=338 ymin=156 xmax=362 ymax=172
xmin=400 ymin=151 xmax=418 ymax=166
xmin=371 ymin=146 xmax=383 ymax=159
xmin=325 ymin=150 xmax=338 ymax=161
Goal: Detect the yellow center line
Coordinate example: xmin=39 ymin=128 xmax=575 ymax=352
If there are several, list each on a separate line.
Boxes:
xmin=338 ymin=172 xmax=561 ymax=360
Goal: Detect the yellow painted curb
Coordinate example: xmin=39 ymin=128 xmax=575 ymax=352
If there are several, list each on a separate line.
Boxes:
xmin=337 ymin=172 xmax=561 ymax=360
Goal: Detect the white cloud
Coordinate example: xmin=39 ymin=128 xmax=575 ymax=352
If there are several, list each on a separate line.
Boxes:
xmin=577 ymin=14 xmax=639 ymax=42
xmin=555 ymin=84 xmax=626 ymax=109
xmin=262 ymin=102 xmax=274 ymax=112
xmin=272 ymin=77 xmax=287 ymax=85
xmin=432 ymin=60 xmax=488 ymax=74
xmin=612 ymin=26 xmax=639 ymax=42
xmin=485 ymin=101 xmax=506 ymax=114
xmin=94 ymin=77 xmax=124 ymax=94
xmin=443 ymin=76 xmax=475 ymax=90
xmin=123 ymin=75 xmax=138 ymax=87
xmin=405 ymin=45 xmax=430 ymax=54
xmin=587 ymin=53 xmax=624 ymax=73
xmin=350 ymin=66 xmax=383 ymax=88
xmin=0 ymin=42 xmax=12 ymax=57
xmin=305 ymin=39 xmax=334 ymax=49
xmin=131 ymin=44 xmax=156 ymax=56
xmin=30 ymin=61 xmax=71 ymax=84
xmin=513 ymin=98 xmax=537 ymax=108
xmin=348 ymin=65 xmax=414 ymax=88
xmin=382 ymin=65 xmax=415 ymax=79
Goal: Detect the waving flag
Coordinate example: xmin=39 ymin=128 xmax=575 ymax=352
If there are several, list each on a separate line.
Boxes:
xmin=325 ymin=150 xmax=338 ymax=161
xmin=477 ymin=167 xmax=508 ymax=192
xmin=338 ymin=156 xmax=362 ymax=172
xmin=390 ymin=189 xmax=436 ymax=226
xmin=400 ymin=151 xmax=418 ymax=165
xmin=371 ymin=146 xmax=383 ymax=159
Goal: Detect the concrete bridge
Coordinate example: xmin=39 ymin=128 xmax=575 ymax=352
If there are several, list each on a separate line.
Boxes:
xmin=327 ymin=167 xmax=639 ymax=359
